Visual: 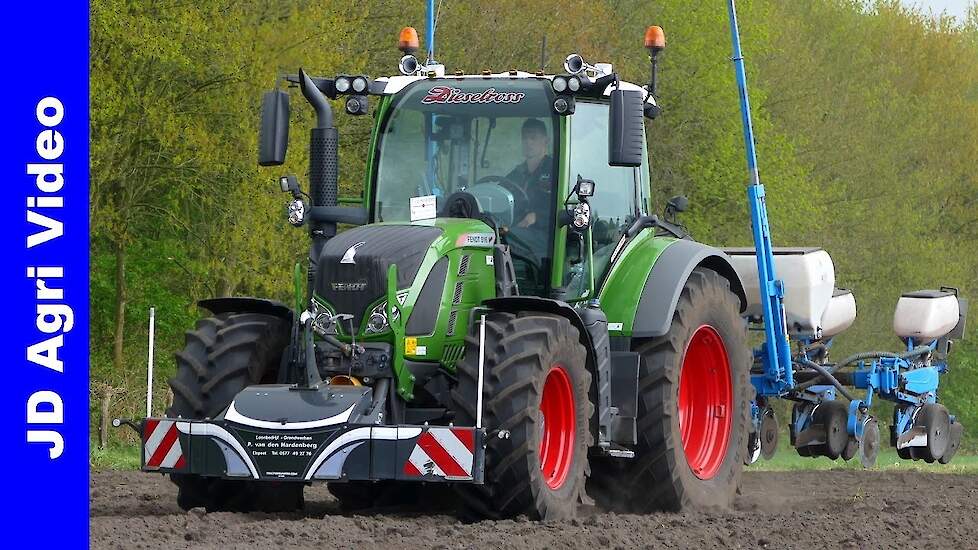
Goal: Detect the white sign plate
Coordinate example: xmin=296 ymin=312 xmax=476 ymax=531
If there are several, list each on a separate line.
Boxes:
xmin=410 ymin=195 xmax=437 ymax=221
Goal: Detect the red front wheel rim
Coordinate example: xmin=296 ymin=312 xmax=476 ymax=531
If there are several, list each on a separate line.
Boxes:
xmin=539 ymin=365 xmax=575 ymax=490
xmin=678 ymin=325 xmax=733 ymax=480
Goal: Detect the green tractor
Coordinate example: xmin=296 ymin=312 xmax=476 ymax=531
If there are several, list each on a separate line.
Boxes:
xmin=136 ymin=25 xmax=753 ymax=520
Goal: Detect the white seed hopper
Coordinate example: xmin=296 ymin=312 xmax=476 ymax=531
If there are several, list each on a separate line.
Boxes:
xmin=724 ymin=247 xmax=853 ymax=339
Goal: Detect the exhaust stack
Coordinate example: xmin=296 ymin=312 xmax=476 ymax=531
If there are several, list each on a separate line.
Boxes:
xmin=299 ymin=69 xmax=339 ymax=216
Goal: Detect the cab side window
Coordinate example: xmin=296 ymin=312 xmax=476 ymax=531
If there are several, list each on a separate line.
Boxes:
xmin=565 ymin=101 xmax=647 ymax=293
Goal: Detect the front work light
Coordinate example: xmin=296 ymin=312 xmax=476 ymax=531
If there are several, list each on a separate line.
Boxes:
xmin=352 ymin=76 xmax=369 ymax=93
xmin=575 ymin=176 xmax=595 ymax=197
xmin=279 ymin=174 xmax=299 ymax=194
xmin=552 ymin=75 xmax=568 ymax=93
xmin=345 ymin=95 xmax=369 ymax=115
xmin=553 ymin=96 xmax=575 ymax=115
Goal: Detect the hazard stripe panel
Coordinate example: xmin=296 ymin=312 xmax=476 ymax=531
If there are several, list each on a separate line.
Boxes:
xmin=402 ymin=427 xmax=475 ymax=480
xmin=143 ymin=419 xmax=185 ymax=470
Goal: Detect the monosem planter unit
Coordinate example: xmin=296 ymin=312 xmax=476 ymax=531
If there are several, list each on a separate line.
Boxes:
xmin=727 ymin=249 xmax=967 ymax=466
xmin=116 ymin=0 xmax=967 ymax=519
xmin=723 ymin=1 xmax=967 ymax=469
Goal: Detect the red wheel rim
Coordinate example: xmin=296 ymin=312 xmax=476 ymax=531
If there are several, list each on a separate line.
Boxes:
xmin=678 ymin=325 xmax=733 ymax=480
xmin=539 ymin=365 xmax=575 ymax=490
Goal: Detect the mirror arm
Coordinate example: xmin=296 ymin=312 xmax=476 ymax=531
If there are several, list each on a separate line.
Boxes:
xmin=307 ymin=206 xmax=369 ymax=226
xmin=625 ymin=214 xmax=689 ymax=240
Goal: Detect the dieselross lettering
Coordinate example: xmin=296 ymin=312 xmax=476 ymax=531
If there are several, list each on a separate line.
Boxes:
xmin=421 ymin=86 xmax=524 ymax=105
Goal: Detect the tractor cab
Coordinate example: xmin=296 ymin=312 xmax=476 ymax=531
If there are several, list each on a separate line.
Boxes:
xmin=369 ymin=73 xmax=655 ymax=298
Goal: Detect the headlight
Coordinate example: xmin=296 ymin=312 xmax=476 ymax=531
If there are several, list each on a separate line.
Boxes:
xmin=567 ymin=76 xmax=581 ymax=92
xmin=572 ymin=201 xmax=591 ymax=229
xmin=365 ymin=301 xmax=400 ymax=334
xmin=286 ymin=199 xmax=305 ymax=226
xmin=367 ymin=312 xmax=387 ymax=333
xmin=335 ymin=76 xmax=351 ymax=93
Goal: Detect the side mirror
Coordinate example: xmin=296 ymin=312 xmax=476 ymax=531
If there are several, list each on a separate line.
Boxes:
xmin=608 ymin=89 xmax=644 ymax=167
xmin=258 ymin=88 xmax=290 ymax=166
xmin=666 ymin=195 xmax=688 ymax=215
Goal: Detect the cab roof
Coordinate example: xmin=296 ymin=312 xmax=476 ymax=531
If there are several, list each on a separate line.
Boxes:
xmin=373 ymin=69 xmax=658 ymax=107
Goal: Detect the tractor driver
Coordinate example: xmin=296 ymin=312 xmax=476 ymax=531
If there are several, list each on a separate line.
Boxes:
xmin=506 ymin=118 xmax=554 ymax=229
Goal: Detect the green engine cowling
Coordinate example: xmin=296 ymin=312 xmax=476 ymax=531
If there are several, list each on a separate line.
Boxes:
xmin=311 ymin=218 xmax=498 ymax=399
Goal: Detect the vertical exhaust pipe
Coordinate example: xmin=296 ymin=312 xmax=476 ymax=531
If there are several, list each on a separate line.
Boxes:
xmin=299 ymin=69 xmax=338 ymax=289
xmin=299 ymin=69 xmax=338 ymax=214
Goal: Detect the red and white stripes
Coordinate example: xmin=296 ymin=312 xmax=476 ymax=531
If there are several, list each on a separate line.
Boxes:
xmin=403 ymin=427 xmax=475 ymax=480
xmin=143 ymin=419 xmax=185 ymax=470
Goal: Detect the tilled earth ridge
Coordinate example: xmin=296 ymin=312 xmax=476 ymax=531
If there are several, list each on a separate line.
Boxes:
xmin=91 ymin=469 xmax=978 ymax=549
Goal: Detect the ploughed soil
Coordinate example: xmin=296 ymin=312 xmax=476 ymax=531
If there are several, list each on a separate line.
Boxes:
xmin=91 ymin=469 xmax=978 ymax=549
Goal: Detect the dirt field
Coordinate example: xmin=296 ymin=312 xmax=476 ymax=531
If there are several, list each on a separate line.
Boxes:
xmin=91 ymin=469 xmax=978 ymax=549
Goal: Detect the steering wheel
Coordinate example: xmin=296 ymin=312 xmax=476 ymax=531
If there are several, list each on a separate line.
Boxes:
xmin=476 ymin=175 xmax=531 ymax=210
xmin=475 ymin=176 xmax=543 ymax=285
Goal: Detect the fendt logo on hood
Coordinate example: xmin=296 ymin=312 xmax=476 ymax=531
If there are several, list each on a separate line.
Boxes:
xmin=331 ymin=281 xmax=367 ymax=292
xmin=421 ymin=86 xmax=525 ymax=105
xmin=341 ymin=241 xmax=366 ymax=264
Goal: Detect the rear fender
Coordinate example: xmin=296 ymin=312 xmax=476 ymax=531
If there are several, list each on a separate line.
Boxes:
xmin=600 ymin=236 xmax=746 ymax=338
xmin=633 ymin=239 xmax=746 ymax=338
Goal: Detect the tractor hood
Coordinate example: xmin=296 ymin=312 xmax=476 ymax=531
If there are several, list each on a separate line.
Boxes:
xmin=315 ymin=224 xmax=443 ymax=329
xmin=313 ymin=218 xmax=496 ymax=334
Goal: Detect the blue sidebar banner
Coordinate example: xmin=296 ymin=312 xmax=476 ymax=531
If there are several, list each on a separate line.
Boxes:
xmin=0 ymin=2 xmax=91 ymax=545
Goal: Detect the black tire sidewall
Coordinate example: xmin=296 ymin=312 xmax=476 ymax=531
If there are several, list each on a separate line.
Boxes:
xmin=533 ymin=337 xmax=591 ymax=508
xmin=452 ymin=312 xmax=592 ymax=520
xmin=166 ymin=312 xmax=292 ymax=512
xmin=662 ymin=278 xmax=749 ymax=507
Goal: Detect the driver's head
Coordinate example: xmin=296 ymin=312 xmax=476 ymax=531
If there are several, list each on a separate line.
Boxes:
xmin=521 ymin=118 xmax=549 ymax=163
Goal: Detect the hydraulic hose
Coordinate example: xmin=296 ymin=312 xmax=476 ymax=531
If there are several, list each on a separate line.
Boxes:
xmin=793 ymin=346 xmax=932 ymax=392
xmin=795 ymin=357 xmax=856 ymax=401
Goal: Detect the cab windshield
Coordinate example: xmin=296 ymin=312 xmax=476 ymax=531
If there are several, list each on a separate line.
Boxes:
xmin=374 ymin=79 xmax=558 ymax=294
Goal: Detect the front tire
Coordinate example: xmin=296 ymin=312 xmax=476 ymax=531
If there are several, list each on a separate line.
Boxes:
xmin=452 ymin=312 xmax=593 ymax=520
xmin=590 ymin=268 xmax=751 ymax=512
xmin=166 ymin=312 xmax=301 ymax=512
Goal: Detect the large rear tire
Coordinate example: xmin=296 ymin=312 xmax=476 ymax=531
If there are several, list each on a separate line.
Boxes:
xmin=166 ymin=312 xmax=301 ymax=512
xmin=589 ymin=268 xmax=751 ymax=512
xmin=452 ymin=312 xmax=593 ymax=521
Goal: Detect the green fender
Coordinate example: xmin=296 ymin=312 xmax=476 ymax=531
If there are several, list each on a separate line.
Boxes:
xmin=598 ymin=231 xmax=747 ymax=338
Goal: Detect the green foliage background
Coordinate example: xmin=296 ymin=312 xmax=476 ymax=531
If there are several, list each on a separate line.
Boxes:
xmin=90 ymin=0 xmax=978 ymax=451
